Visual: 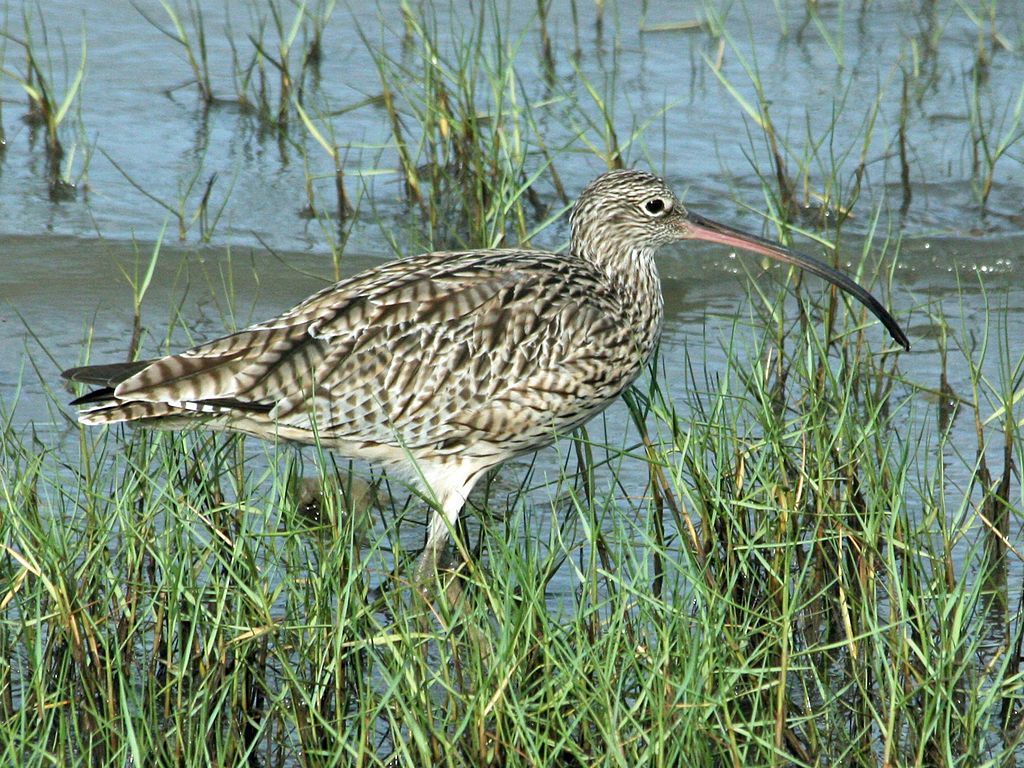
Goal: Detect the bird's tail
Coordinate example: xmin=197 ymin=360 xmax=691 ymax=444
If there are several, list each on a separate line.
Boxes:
xmin=62 ymin=358 xmax=276 ymax=426
xmin=63 ymin=360 xmax=155 ymax=390
xmin=63 ymin=360 xmax=185 ymax=425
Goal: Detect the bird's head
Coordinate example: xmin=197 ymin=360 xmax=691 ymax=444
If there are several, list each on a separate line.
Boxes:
xmin=571 ymin=169 xmax=686 ymax=253
xmin=570 ymin=168 xmax=909 ymax=351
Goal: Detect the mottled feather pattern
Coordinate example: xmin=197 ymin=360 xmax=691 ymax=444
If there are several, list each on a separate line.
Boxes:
xmin=66 ymin=172 xmax=679 ymax=460
xmin=68 ymin=245 xmax=652 ymax=465
xmin=64 ymin=175 xmax=673 ymax=472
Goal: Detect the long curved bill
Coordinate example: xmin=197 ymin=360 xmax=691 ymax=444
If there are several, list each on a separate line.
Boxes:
xmin=679 ymin=211 xmax=910 ymax=351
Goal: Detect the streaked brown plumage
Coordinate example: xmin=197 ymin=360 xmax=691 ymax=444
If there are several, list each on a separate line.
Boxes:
xmin=63 ymin=169 xmax=909 ymax=574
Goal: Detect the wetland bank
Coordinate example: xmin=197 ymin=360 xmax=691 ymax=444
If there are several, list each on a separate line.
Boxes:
xmin=1 ymin=1 xmax=1023 ymax=765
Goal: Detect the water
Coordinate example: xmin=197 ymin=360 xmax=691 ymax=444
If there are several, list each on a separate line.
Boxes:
xmin=1 ymin=1 xmax=1021 ymax=246
xmin=1 ymin=3 xmax=1022 ymax=578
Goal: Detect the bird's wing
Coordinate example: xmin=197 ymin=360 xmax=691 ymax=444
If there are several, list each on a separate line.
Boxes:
xmin=106 ymin=250 xmax=498 ymax=408
xmin=102 ymin=250 xmax=640 ymax=454
xmin=275 ymin=252 xmax=638 ymax=454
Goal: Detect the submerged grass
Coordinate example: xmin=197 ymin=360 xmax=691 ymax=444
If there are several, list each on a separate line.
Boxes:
xmin=0 ymin=5 xmax=88 ymax=198
xmin=3 ymin=267 xmax=1023 ymax=765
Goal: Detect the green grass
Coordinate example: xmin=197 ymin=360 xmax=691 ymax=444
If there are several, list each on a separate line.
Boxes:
xmin=0 ymin=4 xmax=89 ymax=198
xmin=3 ymin=270 xmax=1022 ymax=765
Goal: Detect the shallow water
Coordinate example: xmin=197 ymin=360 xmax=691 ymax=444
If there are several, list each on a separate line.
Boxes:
xmin=1 ymin=2 xmax=1022 ymax=578
xmin=0 ymin=1 xmax=1022 ymax=247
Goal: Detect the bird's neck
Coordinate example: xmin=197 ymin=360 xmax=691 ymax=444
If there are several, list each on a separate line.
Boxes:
xmin=575 ymin=242 xmax=665 ymax=361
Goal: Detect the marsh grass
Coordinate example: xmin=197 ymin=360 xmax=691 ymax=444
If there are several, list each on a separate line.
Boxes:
xmin=294 ymin=100 xmax=353 ymax=223
xmin=0 ymin=7 xmax=87 ymax=198
xmin=965 ymin=73 xmax=1024 ymax=214
xmin=358 ymin=1 xmax=551 ymax=250
xmin=103 ymin=148 xmax=233 ymax=243
xmin=135 ymin=0 xmax=214 ymax=105
xmin=4 ymin=261 xmax=1024 ymax=765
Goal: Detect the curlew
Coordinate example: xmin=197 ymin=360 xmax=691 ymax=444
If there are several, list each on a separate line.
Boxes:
xmin=63 ymin=169 xmax=909 ymax=576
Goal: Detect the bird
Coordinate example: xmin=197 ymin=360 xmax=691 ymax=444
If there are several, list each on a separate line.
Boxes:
xmin=62 ymin=169 xmax=910 ymax=578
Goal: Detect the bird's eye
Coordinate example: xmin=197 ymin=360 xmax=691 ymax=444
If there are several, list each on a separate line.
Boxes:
xmin=643 ymin=198 xmax=668 ymax=216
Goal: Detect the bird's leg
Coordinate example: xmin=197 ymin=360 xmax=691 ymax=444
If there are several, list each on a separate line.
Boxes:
xmin=414 ymin=494 xmax=465 ymax=584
